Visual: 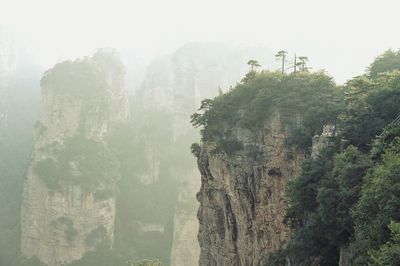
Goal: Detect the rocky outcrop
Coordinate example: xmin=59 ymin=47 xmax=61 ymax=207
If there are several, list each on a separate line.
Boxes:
xmin=170 ymin=169 xmax=201 ymax=266
xmin=20 ymin=49 xmax=128 ymax=266
xmin=134 ymin=43 xmax=275 ymax=264
xmin=311 ymin=124 xmax=336 ymax=158
xmin=196 ymin=114 xmax=305 ymax=266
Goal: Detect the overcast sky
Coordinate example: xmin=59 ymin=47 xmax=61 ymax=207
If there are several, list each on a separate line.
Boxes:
xmin=1 ymin=0 xmax=400 ymax=83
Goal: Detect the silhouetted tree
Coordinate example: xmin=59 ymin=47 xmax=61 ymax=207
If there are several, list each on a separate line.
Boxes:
xmin=247 ymin=59 xmax=260 ymax=71
xmin=275 ymin=50 xmax=288 ymax=74
xmin=296 ymin=56 xmax=309 ymax=72
xmin=368 ymin=49 xmax=400 ymax=78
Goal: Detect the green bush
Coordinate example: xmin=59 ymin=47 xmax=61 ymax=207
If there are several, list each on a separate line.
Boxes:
xmin=368 ymin=49 xmax=400 ymax=78
xmin=34 ymin=135 xmax=120 ymax=191
xmin=212 ymin=138 xmax=243 ymax=156
xmin=368 ymin=221 xmax=400 ymax=265
xmin=192 ymin=71 xmax=343 ymax=154
xmin=190 ymin=143 xmax=201 ymax=158
xmin=339 ymin=71 xmax=400 ymax=151
xmin=33 ymin=158 xmax=59 ymax=189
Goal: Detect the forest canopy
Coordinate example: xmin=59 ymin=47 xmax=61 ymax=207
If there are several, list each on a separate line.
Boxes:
xmin=262 ymin=50 xmax=400 ymax=265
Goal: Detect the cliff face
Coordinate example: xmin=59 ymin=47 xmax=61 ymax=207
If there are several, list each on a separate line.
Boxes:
xmin=132 ymin=43 xmax=275 ymax=264
xmin=20 ymin=50 xmax=128 ymax=266
xmin=169 ymin=169 xmax=201 ymax=266
xmin=196 ymin=114 xmax=305 ymax=266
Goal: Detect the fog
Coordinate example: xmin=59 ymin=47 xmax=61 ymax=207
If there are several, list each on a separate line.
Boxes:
xmin=1 ymin=1 xmax=400 ymax=266
xmin=2 ymin=0 xmax=400 ymax=83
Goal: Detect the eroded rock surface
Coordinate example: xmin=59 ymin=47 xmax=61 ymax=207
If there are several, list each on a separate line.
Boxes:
xmin=196 ymin=114 xmax=305 ymax=266
xmin=20 ymin=50 xmax=128 ymax=266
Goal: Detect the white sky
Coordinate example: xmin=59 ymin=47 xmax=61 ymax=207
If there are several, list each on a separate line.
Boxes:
xmin=1 ymin=0 xmax=400 ymax=83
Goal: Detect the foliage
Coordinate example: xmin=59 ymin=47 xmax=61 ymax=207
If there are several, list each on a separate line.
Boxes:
xmin=33 ymin=135 xmax=120 ymax=190
xmin=191 ymin=71 xmax=343 ymax=155
xmin=190 ymin=63 xmax=400 ymax=265
xmin=211 ymin=138 xmax=243 ymax=156
xmin=351 ymin=133 xmax=400 ymax=265
xmin=275 ymin=50 xmax=288 ymax=74
xmin=190 ymin=143 xmax=201 ymax=158
xmin=320 ymin=145 xmax=370 ymax=244
xmin=339 ymin=71 xmax=400 ymax=151
xmin=247 ymin=59 xmax=261 ymax=71
xmin=285 ymin=125 xmax=400 ymax=264
xmin=285 ymin=141 xmax=370 ymax=264
xmin=368 ymin=49 xmax=400 ymax=79
xmin=296 ymin=56 xmax=309 ymax=72
xmin=244 ymin=144 xmax=265 ymax=161
xmin=370 ymin=124 xmax=400 ymax=162
xmin=368 ymin=221 xmax=400 ymax=265
xmin=285 ymin=146 xmax=339 ymax=265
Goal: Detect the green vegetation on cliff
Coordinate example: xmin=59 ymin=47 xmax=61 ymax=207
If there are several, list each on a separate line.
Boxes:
xmin=34 ymin=135 xmax=120 ymax=190
xmin=262 ymin=51 xmax=400 ymax=265
xmin=191 ymin=49 xmax=400 ymax=265
xmin=368 ymin=49 xmax=400 ymax=79
xmin=191 ymin=70 xmax=343 ymax=154
xmin=339 ymin=71 xmax=400 ymax=151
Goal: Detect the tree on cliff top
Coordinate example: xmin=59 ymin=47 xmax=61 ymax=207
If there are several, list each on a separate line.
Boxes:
xmin=191 ymin=70 xmax=343 ymax=154
xmin=368 ymin=49 xmax=400 ymax=79
xmin=247 ymin=59 xmax=261 ymax=71
xmin=275 ymin=50 xmax=288 ymax=74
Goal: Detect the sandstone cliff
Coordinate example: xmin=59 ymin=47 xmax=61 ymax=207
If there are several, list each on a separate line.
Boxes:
xmin=169 ymin=169 xmax=201 ymax=266
xmin=196 ymin=114 xmax=305 ymax=266
xmin=20 ymin=49 xmax=128 ymax=266
xmin=192 ymin=69 xmax=341 ymax=266
xmin=131 ymin=43 xmax=277 ymax=265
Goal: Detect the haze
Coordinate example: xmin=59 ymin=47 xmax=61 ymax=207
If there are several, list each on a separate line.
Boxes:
xmin=3 ymin=1 xmax=400 ymax=266
xmin=2 ymin=0 xmax=400 ymax=83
